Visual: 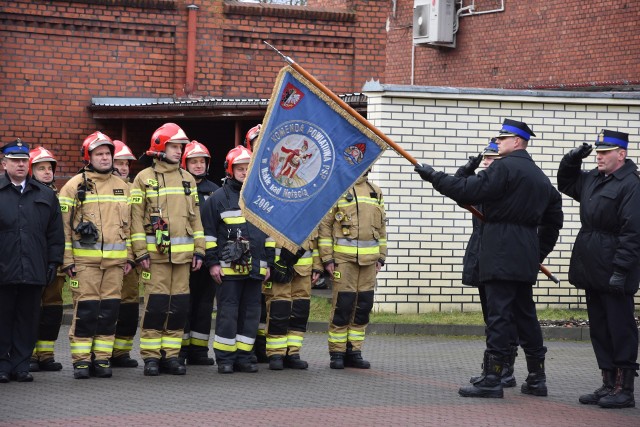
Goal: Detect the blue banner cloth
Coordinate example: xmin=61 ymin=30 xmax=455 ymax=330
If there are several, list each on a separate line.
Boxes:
xmin=240 ymin=65 xmax=387 ymax=250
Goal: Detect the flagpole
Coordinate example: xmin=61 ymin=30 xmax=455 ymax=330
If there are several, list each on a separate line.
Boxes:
xmin=263 ymin=41 xmax=420 ymax=166
xmin=262 ymin=41 xmax=559 ymax=285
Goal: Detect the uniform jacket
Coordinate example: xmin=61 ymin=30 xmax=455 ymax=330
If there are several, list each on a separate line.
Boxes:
xmin=0 ymin=175 xmax=64 ymax=286
xmin=430 ymin=149 xmax=563 ymax=284
xmin=558 ymin=156 xmax=640 ymax=294
xmin=318 ymin=176 xmax=387 ymax=266
xmin=59 ymin=168 xmax=133 ymax=269
xmin=195 ymin=178 xmax=220 ymax=217
xmin=202 ymin=178 xmax=275 ymax=280
xmin=462 ymin=213 xmax=483 ymax=287
xmin=130 ymin=160 xmax=205 ymax=264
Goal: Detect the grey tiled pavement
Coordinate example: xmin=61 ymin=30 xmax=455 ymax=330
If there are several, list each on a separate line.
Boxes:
xmin=0 ymin=326 xmax=638 ymax=427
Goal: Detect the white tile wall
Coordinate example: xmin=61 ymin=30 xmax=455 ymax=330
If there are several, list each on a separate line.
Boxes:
xmin=365 ymin=86 xmax=640 ymax=313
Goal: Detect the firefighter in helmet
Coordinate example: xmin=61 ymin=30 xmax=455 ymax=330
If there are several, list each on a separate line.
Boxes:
xmin=59 ymin=131 xmax=134 ymax=379
xmin=202 ymin=145 xmax=275 ymax=374
xmin=28 ymin=147 xmax=65 ymax=372
xmin=110 ymin=140 xmax=141 ymax=368
xmin=179 ymin=140 xmax=220 ymax=366
xmin=318 ymin=169 xmax=387 ymax=370
xmin=130 ymin=123 xmax=206 ymax=376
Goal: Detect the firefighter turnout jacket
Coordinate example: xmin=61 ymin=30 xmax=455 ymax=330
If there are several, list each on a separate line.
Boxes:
xmin=59 ymin=169 xmax=133 ymax=268
xmin=319 ymin=176 xmax=387 ymax=266
xmin=130 ymin=160 xmax=205 ymax=264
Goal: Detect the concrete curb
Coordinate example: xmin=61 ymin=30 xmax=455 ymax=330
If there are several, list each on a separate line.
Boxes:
xmin=61 ymin=312 xmax=591 ymax=341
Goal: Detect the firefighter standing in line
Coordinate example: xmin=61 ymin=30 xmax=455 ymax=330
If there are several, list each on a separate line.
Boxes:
xmin=202 ymin=145 xmax=275 ymax=374
xmin=28 ymin=147 xmax=65 ymax=373
xmin=264 ymin=234 xmax=322 ymax=370
xmin=179 ymin=140 xmax=220 ymax=366
xmin=110 ymin=140 xmax=141 ymax=368
xmin=318 ymin=170 xmax=387 ymax=370
xmin=59 ymin=132 xmax=134 ymax=379
xmin=130 ymin=123 xmax=206 ymax=376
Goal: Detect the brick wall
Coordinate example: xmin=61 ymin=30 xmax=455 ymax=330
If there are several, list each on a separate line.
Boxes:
xmin=386 ymin=0 xmax=640 ymax=89
xmin=364 ymin=85 xmax=640 ymax=313
xmin=0 ymin=0 xmax=388 ymax=174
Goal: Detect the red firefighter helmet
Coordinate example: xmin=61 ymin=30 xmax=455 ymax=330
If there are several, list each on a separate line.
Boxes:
xmin=224 ymin=145 xmax=252 ymax=177
xmin=148 ymin=123 xmax=189 ymax=157
xmin=29 ymin=146 xmax=57 ymax=175
xmin=181 ymin=140 xmax=211 ymax=170
xmin=113 ymin=140 xmax=136 ymax=161
xmin=244 ymin=124 xmax=261 ymax=150
xmin=81 ymin=131 xmax=114 ymax=162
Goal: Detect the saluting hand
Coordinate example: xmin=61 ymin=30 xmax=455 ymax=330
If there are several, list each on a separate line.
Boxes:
xmin=568 ymin=143 xmax=593 ymax=161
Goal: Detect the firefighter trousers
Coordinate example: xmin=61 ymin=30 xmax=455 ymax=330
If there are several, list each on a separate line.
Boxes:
xmin=112 ymin=267 xmax=140 ymax=358
xmin=139 ymin=262 xmax=190 ymax=361
xmin=263 ymin=273 xmax=311 ymax=357
xmin=68 ymin=265 xmax=123 ymax=363
xmin=33 ymin=275 xmax=64 ymax=362
xmin=328 ymin=262 xmax=376 ymax=353
xmin=213 ymin=277 xmax=262 ymax=365
xmin=181 ymin=266 xmax=215 ymax=357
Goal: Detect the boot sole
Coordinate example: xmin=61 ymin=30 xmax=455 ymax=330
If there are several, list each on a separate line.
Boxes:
xmin=598 ymin=401 xmax=635 ymax=409
xmin=521 ymin=388 xmax=548 ymax=397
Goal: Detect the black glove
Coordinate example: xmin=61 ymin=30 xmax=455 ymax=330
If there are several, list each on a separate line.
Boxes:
xmin=62 ymin=264 xmax=76 ymax=277
xmin=279 ymin=247 xmax=303 ymax=268
xmin=46 ymin=263 xmax=58 ymax=286
xmin=221 ymin=240 xmax=249 ymax=263
xmin=455 ymin=154 xmax=482 ymax=178
xmin=608 ymin=271 xmax=626 ymax=295
xmin=415 ymin=163 xmax=436 ymax=182
xmin=270 ymin=260 xmax=294 ymax=284
xmin=567 ymin=143 xmax=593 ymax=161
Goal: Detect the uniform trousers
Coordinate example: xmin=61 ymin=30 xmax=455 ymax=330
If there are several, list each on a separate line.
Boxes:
xmin=112 ymin=267 xmax=140 ymax=358
xmin=139 ymin=262 xmax=190 ymax=360
xmin=0 ymin=284 xmax=44 ymax=374
xmin=181 ymin=266 xmax=215 ymax=356
xmin=328 ymin=262 xmax=376 ymax=353
xmin=263 ymin=272 xmax=312 ymax=357
xmin=478 ymin=285 xmax=519 ymax=347
xmin=33 ymin=275 xmax=64 ymax=362
xmin=213 ymin=277 xmax=262 ymax=365
xmin=68 ymin=265 xmax=123 ymax=363
xmin=586 ymin=289 xmax=639 ymax=370
xmin=484 ymin=280 xmax=545 ymax=361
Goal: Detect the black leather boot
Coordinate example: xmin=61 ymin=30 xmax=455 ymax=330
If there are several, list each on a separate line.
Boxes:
xmin=110 ymin=354 xmax=139 ymax=368
xmin=29 ymin=357 xmax=40 ymax=373
xmin=160 ymin=357 xmax=187 ymax=375
xmin=469 ymin=346 xmax=517 ymax=387
xmin=73 ymin=361 xmax=91 ymax=380
xmin=521 ymin=357 xmax=548 ymax=397
xmin=143 ymin=358 xmax=160 ymax=376
xmin=459 ymin=351 xmax=504 ymax=398
xmin=269 ymin=355 xmax=284 ymax=370
xmin=345 ymin=351 xmax=371 ymax=369
xmin=579 ymin=368 xmax=616 ymax=405
xmin=330 ymin=352 xmax=345 ymax=370
xmin=284 ymin=354 xmax=309 ymax=370
xmin=91 ymin=359 xmax=112 ymax=378
xmin=598 ymin=368 xmax=636 ymax=409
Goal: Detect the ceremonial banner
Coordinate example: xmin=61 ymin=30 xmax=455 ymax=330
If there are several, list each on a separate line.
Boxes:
xmin=240 ymin=65 xmax=387 ymax=250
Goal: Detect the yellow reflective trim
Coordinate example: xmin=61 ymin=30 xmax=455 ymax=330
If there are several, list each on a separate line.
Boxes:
xmin=171 ymin=243 xmax=195 ymax=253
xmin=295 ymin=257 xmax=313 ymax=266
xmin=237 ymin=342 xmax=253 ymax=352
xmin=213 ymin=341 xmax=237 ymax=352
xmin=287 ymin=335 xmax=304 ymax=346
xmin=190 ymin=338 xmax=208 ymax=347
xmin=333 ymin=244 xmax=380 ymax=255
xmin=264 ymin=240 xmax=276 ymax=248
xmin=113 ymin=339 xmax=134 ymax=351
xmin=205 ymin=242 xmax=217 ymax=249
xmin=60 ymin=205 xmax=69 ymax=212
xmin=222 ymin=217 xmax=246 ymax=224
xmin=221 ymin=267 xmax=250 ymax=276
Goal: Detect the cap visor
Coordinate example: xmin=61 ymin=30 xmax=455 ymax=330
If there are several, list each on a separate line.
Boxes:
xmin=495 ymin=132 xmax=517 ymax=138
xmin=594 ymin=146 xmax=619 ymax=152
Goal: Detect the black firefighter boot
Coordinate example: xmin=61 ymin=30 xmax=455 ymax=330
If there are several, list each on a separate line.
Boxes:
xmin=598 ymin=368 xmax=636 ymax=409
xmin=253 ymin=334 xmax=269 ymax=364
xmin=459 ymin=351 xmax=504 ymax=398
xmin=91 ymin=359 xmax=113 ymax=378
xmin=345 ymin=350 xmax=371 ymax=369
xmin=330 ymin=352 xmax=345 ymax=370
xmin=521 ymin=357 xmax=548 ymax=397
xmin=160 ymin=357 xmax=187 ymax=375
xmin=469 ymin=346 xmax=517 ymax=387
xmin=579 ymin=368 xmax=616 ymax=405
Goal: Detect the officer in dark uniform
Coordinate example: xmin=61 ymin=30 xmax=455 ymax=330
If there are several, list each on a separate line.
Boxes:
xmin=456 ymin=139 xmax=519 ymax=388
xmin=0 ymin=139 xmax=64 ymax=383
xmin=557 ymin=129 xmax=640 ymax=409
xmin=415 ymin=119 xmax=563 ymax=399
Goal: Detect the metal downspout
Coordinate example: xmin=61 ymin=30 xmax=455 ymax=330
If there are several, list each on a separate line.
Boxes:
xmin=185 ymin=4 xmax=199 ymax=96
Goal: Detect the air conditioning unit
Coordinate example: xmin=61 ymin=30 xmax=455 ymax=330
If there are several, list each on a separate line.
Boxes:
xmin=413 ymin=0 xmax=456 ymax=48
